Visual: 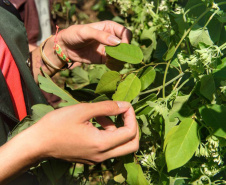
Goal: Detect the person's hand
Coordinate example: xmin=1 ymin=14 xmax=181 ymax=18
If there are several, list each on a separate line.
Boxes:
xmin=29 ymin=101 xmax=139 ymax=164
xmin=58 ymin=20 xmax=132 ymax=64
xmin=0 ymin=101 xmax=138 ymax=184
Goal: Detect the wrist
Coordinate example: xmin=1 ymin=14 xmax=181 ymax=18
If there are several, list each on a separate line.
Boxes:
xmin=43 ymin=35 xmax=67 ymax=69
xmin=0 ymin=124 xmax=47 ymax=183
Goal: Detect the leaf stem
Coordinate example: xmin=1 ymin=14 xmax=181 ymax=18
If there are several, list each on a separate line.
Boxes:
xmin=139 ymin=72 xmax=184 ymax=96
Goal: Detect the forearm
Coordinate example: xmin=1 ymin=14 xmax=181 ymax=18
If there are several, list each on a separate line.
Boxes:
xmin=31 ymin=34 xmax=67 ymax=83
xmin=0 ymin=125 xmax=45 ymax=184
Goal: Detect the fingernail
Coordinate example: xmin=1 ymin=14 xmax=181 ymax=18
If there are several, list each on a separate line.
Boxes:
xmin=117 ymin=101 xmax=131 ymax=108
xmin=107 ymin=35 xmax=121 ymax=45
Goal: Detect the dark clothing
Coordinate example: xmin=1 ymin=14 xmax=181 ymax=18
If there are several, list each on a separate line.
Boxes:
xmin=10 ymin=0 xmax=40 ymax=45
xmin=10 ymin=0 xmax=56 ymax=45
xmin=0 ymin=1 xmax=47 ymax=184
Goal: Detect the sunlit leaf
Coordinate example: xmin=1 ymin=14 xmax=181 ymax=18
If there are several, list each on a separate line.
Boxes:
xmin=95 ymin=71 xmax=121 ymax=94
xmin=124 ymin=159 xmax=149 ymax=185
xmin=163 ymin=43 xmax=176 ymax=61
xmin=105 ymin=43 xmax=143 ymax=64
xmin=165 ymin=118 xmax=199 ymax=172
xmin=139 ymin=67 xmax=156 ymax=91
xmin=113 ymin=73 xmax=141 ymax=102
xmin=189 ymin=26 xmax=213 ymax=47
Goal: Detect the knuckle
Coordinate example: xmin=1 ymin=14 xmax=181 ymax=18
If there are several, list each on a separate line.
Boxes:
xmin=92 ymin=155 xmax=104 ymax=163
xmin=134 ymin=141 xmax=140 ymax=151
xmin=127 ymin=127 xmax=137 ymax=139
xmin=93 ymin=138 xmax=107 ymax=152
xmin=103 ymin=20 xmax=113 ymax=25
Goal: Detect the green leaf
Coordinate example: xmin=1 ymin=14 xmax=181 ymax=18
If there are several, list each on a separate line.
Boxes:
xmin=199 ymin=104 xmax=226 ymax=138
xmin=38 ymin=72 xmax=79 ymax=107
xmin=140 ymin=27 xmax=157 ymax=61
xmin=92 ymin=94 xmax=110 ymax=103
xmin=163 ymin=125 xmax=179 ymax=151
xmin=139 ymin=67 xmax=156 ymax=91
xmin=31 ymin=104 xmax=54 ymax=121
xmin=134 ymin=93 xmax=156 ymax=116
xmin=113 ymin=73 xmax=141 ymax=102
xmin=189 ymin=27 xmax=213 ymax=47
xmin=133 ymin=93 xmax=157 ymax=110
xmin=200 ymin=74 xmax=216 ymax=101
xmin=95 ymin=71 xmax=121 ymax=94
xmin=8 ymin=104 xmax=54 ymax=140
xmin=124 ymin=161 xmax=149 ymax=185
xmin=113 ymin=159 xmax=127 ymax=184
xmin=8 ymin=116 xmax=35 ymax=140
xmin=218 ymin=14 xmax=226 ymax=23
xmin=72 ymin=66 xmax=89 ymax=85
xmin=165 ymin=118 xmax=199 ymax=172
xmin=88 ymin=65 xmax=109 ymax=84
xmin=169 ymin=95 xmax=192 ymax=122
xmin=105 ymin=43 xmax=143 ymax=64
xmin=163 ymin=43 xmax=176 ymax=61
xmin=138 ymin=115 xmax=151 ymax=135
xmin=42 ymin=159 xmax=71 ymax=185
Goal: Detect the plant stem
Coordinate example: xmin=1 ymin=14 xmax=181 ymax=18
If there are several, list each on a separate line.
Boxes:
xmin=186 ymin=37 xmax=192 ymax=55
xmin=183 ymin=3 xmax=205 ymax=21
xmin=203 ymin=8 xmax=220 ymax=29
xmin=162 ymin=7 xmax=212 ymax=98
xmin=139 ymin=72 xmax=184 ymax=96
xmin=166 ymin=77 xmax=191 ymax=101
xmin=220 ymin=42 xmax=226 ymax=50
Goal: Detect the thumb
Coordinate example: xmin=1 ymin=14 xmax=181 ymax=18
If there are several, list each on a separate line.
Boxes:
xmin=82 ymin=26 xmax=121 ymax=46
xmin=78 ymin=101 xmax=131 ymax=122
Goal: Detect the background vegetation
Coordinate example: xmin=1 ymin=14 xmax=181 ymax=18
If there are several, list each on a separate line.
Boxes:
xmin=11 ymin=0 xmax=226 ymax=184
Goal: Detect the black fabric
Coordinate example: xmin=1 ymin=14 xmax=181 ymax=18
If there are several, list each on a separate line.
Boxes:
xmin=0 ymin=0 xmax=22 ymax=22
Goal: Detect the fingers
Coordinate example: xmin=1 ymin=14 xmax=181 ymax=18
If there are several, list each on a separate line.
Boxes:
xmin=108 ymin=21 xmax=132 ymax=44
xmin=95 ymin=116 xmax=117 ymax=131
xmin=103 ymin=124 xmax=139 ymax=161
xmin=86 ymin=21 xmax=132 ymax=45
xmin=98 ymin=106 xmax=138 ymax=150
xmin=77 ymin=101 xmax=137 ymax=152
xmin=79 ymin=26 xmax=121 ymax=46
xmin=78 ymin=101 xmax=131 ymax=122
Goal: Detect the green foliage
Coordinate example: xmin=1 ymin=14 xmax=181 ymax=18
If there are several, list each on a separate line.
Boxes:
xmin=200 ymin=104 xmax=226 ymax=138
xmin=165 ymin=118 xmax=200 ymax=172
xmin=10 ymin=0 xmax=226 ymax=184
xmin=113 ymin=73 xmax=141 ymax=102
xmin=95 ymin=71 xmax=121 ymax=94
xmin=105 ymin=43 xmax=143 ymax=64
xmin=38 ymin=72 xmax=79 ymax=107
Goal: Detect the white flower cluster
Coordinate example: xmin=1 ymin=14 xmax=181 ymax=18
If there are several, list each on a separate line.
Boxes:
xmin=140 ymin=152 xmax=157 ymax=171
xmin=107 ymin=0 xmax=132 ymax=16
xmin=177 ymin=45 xmax=222 ymax=74
xmin=195 ymin=143 xmax=209 ymax=157
xmin=145 ymin=1 xmax=155 ymax=15
xmin=158 ymin=0 xmax=168 ymax=12
xmin=207 ymin=136 xmax=223 ymax=166
xmin=197 ymin=136 xmax=223 ymax=177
